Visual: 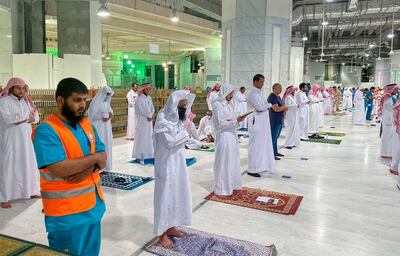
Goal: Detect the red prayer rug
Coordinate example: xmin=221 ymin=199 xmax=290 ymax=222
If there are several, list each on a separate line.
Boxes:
xmin=205 ymin=187 xmax=303 ymax=215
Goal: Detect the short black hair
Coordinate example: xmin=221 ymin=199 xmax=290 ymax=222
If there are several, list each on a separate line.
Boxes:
xmin=299 ymin=83 xmax=306 ymax=90
xmin=240 ymin=86 xmax=246 ymax=90
xmin=253 ymin=74 xmax=264 ymax=83
xmin=370 ymin=86 xmax=376 ymax=90
xmin=56 ymin=78 xmax=88 ymax=99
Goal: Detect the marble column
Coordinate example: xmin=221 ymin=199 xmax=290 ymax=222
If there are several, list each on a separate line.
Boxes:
xmin=205 ymin=48 xmax=221 ymax=89
xmin=375 ymin=58 xmax=391 ymax=87
xmin=221 ymin=0 xmax=292 ymax=91
xmin=389 ymin=50 xmax=400 ymax=84
xmin=0 ymin=5 xmax=12 ymax=84
xmin=289 ymin=46 xmax=304 ymax=86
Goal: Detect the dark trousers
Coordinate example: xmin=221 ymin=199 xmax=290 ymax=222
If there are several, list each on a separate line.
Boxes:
xmin=366 ymin=105 xmax=373 ymax=120
xmin=271 ymin=123 xmax=283 ymax=156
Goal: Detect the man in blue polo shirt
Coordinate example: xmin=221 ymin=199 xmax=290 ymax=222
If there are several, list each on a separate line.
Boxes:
xmin=267 ymin=83 xmax=288 ymax=160
xmin=33 ymin=78 xmax=106 ymax=256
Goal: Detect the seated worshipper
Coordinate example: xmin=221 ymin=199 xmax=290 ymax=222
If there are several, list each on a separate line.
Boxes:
xmin=282 ymin=86 xmax=300 ymax=149
xmin=246 ymin=74 xmax=276 ymax=177
xmin=353 ymin=87 xmax=366 ymax=126
xmin=0 ymin=77 xmax=40 ymax=208
xmin=153 ymin=90 xmax=196 ymax=248
xmin=184 ymin=112 xmax=202 ymax=149
xmin=308 ymin=85 xmax=323 ymax=139
xmin=391 ymin=96 xmax=400 ymax=175
xmin=132 ymin=83 xmax=155 ymax=162
xmin=267 ymin=83 xmax=289 ymax=160
xmin=212 ymin=83 xmax=245 ymax=199
xmin=235 ymin=86 xmax=248 ymax=129
xmin=32 ymin=78 xmax=106 ymax=255
xmin=198 ymin=110 xmax=214 ymax=142
xmin=296 ymin=83 xmax=310 ymax=141
xmin=207 ymin=83 xmax=221 ymax=111
xmin=378 ymin=84 xmax=399 ymax=159
xmin=126 ymin=83 xmax=138 ymax=140
xmin=365 ymin=88 xmax=374 ymax=121
xmin=88 ymin=86 xmax=114 ymax=172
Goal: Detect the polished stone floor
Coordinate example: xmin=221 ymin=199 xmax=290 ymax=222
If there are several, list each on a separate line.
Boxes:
xmin=1 ymin=113 xmax=399 ymax=256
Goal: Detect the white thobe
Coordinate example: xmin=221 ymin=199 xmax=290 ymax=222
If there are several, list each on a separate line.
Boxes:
xmin=308 ymin=95 xmax=320 ymax=133
xmin=126 ymin=90 xmax=138 ymax=139
xmin=296 ymin=91 xmax=310 ymax=140
xmin=198 ymin=116 xmax=214 ymax=140
xmin=185 ymin=122 xmax=202 ymax=149
xmin=324 ymin=95 xmax=333 ymax=114
xmin=353 ymin=91 xmax=366 ymax=125
xmin=207 ymin=91 xmax=219 ymax=111
xmin=212 ymin=100 xmax=242 ymax=196
xmin=284 ymin=95 xmax=301 ymax=147
xmin=342 ymin=90 xmax=352 ymax=110
xmin=380 ymin=98 xmax=394 ymax=158
xmin=153 ymin=122 xmax=192 ymax=236
xmin=89 ymin=101 xmax=113 ymax=171
xmin=318 ymin=92 xmax=325 ymax=127
xmin=132 ymin=94 xmax=155 ymax=159
xmin=391 ymin=129 xmax=400 ymax=172
xmin=235 ymin=92 xmax=247 ymax=129
xmin=0 ymin=95 xmax=40 ymax=203
xmin=246 ymin=87 xmax=275 ymax=173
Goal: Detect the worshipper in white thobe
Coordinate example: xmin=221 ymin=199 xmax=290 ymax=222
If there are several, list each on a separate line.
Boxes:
xmin=296 ymin=83 xmax=310 ymax=141
xmin=0 ymin=77 xmax=40 ymax=208
xmin=153 ymin=90 xmax=195 ymax=248
xmin=126 ymin=83 xmax=138 ymax=140
xmin=235 ymin=87 xmax=248 ymax=129
xmin=353 ymin=87 xmax=366 ymax=126
xmin=392 ymin=99 xmax=400 ymax=180
xmin=132 ymin=83 xmax=155 ymax=161
xmin=323 ymin=88 xmax=334 ymax=115
xmin=246 ymin=74 xmax=275 ymax=178
xmin=184 ymin=112 xmax=202 ymax=149
xmin=212 ymin=83 xmax=244 ymax=199
xmin=283 ymin=86 xmax=301 ymax=148
xmin=207 ymin=83 xmax=221 ymax=111
xmin=308 ymin=84 xmax=323 ymax=138
xmin=342 ymin=87 xmax=353 ymax=111
xmin=317 ymin=87 xmax=325 ymax=127
xmin=88 ymin=86 xmax=114 ymax=171
xmin=198 ymin=110 xmax=214 ymax=142
xmin=378 ymin=84 xmax=399 ymax=159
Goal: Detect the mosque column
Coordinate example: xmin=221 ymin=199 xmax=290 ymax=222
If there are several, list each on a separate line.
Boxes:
xmin=221 ymin=0 xmax=292 ymax=91
xmin=375 ymin=58 xmax=391 ymax=87
xmin=389 ymin=50 xmax=400 ymax=84
xmin=57 ymin=0 xmax=103 ymax=86
xmin=205 ymin=48 xmax=221 ymax=89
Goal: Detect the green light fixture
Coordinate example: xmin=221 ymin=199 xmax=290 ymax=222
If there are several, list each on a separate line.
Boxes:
xmin=127 ymin=60 xmax=132 ymax=65
xmin=131 ymin=64 xmax=135 ymax=68
xmin=124 ymin=54 xmax=129 ymax=59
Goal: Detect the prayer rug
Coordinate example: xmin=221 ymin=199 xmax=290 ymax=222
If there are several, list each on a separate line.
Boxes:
xmin=205 ymin=187 xmax=303 ymax=215
xmin=238 ymin=134 xmax=249 ymax=139
xmin=146 ymin=227 xmax=277 ymax=256
xmin=304 ymin=138 xmax=342 ymax=145
xmin=129 ymin=157 xmax=197 ymax=167
xmin=237 ymin=128 xmax=248 ymax=132
xmin=189 ymin=145 xmax=215 ymax=152
xmin=318 ymin=131 xmax=346 ymax=137
xmin=0 ymin=234 xmax=33 ymax=255
xmin=18 ymin=245 xmax=70 ymax=256
xmin=100 ymin=172 xmax=154 ymax=190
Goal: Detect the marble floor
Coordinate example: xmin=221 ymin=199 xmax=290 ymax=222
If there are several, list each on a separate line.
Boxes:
xmin=1 ymin=113 xmax=399 ymax=256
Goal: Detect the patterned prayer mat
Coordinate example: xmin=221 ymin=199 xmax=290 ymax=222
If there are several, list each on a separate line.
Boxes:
xmin=146 ymin=227 xmax=277 ymax=256
xmin=318 ymin=131 xmax=347 ymax=137
xmin=189 ymin=145 xmax=215 ymax=152
xmin=205 ymin=187 xmax=303 ymax=215
xmin=128 ymin=157 xmax=197 ymax=167
xmin=238 ymin=134 xmax=249 ymax=139
xmin=100 ymin=172 xmax=154 ymax=190
xmin=305 ymin=138 xmax=342 ymax=145
xmin=0 ymin=234 xmax=72 ymax=256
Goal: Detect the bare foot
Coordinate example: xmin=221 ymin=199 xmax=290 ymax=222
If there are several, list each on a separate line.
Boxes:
xmin=216 ymin=195 xmax=232 ymax=200
xmin=30 ymin=195 xmax=41 ymax=199
xmin=159 ymin=233 xmax=174 ymax=249
xmin=1 ymin=202 xmax=12 ymax=208
xmin=167 ymin=227 xmax=186 ymax=238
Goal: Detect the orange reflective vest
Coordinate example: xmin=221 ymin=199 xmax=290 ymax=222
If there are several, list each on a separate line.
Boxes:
xmin=33 ymin=114 xmax=104 ymax=217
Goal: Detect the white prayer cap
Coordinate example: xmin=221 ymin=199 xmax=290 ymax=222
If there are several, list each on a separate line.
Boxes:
xmin=217 ymin=83 xmax=235 ymax=101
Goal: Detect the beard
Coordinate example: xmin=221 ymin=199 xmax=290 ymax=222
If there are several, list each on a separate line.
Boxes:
xmin=62 ymin=103 xmax=85 ymax=123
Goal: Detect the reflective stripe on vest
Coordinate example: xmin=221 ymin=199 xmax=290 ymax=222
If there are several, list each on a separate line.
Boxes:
xmin=33 ymin=114 xmax=104 ymax=217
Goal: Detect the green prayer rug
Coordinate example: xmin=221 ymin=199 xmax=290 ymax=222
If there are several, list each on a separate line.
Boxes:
xmin=305 ymin=138 xmax=342 ymax=145
xmin=189 ymin=146 xmax=215 ymax=152
xmin=318 ymin=131 xmax=346 ymax=137
xmin=0 ymin=234 xmax=33 ymax=255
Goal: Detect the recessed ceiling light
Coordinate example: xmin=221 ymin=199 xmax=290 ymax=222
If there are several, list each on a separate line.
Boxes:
xmin=322 ymin=20 xmax=329 ymax=26
xmin=171 ymin=14 xmax=179 ymax=22
xmin=387 ymin=34 xmax=394 ymax=39
xmin=97 ymin=5 xmax=110 ymax=17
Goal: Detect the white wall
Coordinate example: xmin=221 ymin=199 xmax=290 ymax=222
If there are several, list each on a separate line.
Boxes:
xmin=205 ymin=48 xmax=221 ymax=88
xmin=289 ymin=46 xmax=304 ymax=86
xmin=375 ymin=58 xmax=390 ymax=88
xmin=0 ymin=6 xmax=12 ymax=85
xmin=341 ymin=66 xmax=361 ymax=87
xmin=390 ymin=50 xmax=400 ymax=84
xmin=309 ymin=62 xmax=325 ymax=85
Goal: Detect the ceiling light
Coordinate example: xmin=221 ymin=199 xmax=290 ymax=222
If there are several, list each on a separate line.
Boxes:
xmin=331 ymin=56 xmax=334 ymax=59
xmin=219 ymin=34 xmax=223 ymax=38
xmin=322 ymin=20 xmax=329 ymax=26
xmin=164 ymin=67 xmax=169 ymax=72
xmin=97 ymin=5 xmax=110 ymax=17
xmin=302 ymin=35 xmax=308 ymax=41
xmin=123 ymin=54 xmax=129 ymax=59
xmin=127 ymin=60 xmax=132 ymax=65
xmin=362 ymin=64 xmax=366 ymax=68
xmin=369 ymin=44 xmax=375 ymax=48
xmin=389 ymin=50 xmax=394 ymax=55
xmin=320 ymin=52 xmax=325 ymax=57
xmin=171 ymin=14 xmax=179 ymax=22
xmin=342 ymin=63 xmax=346 ymax=66
xmin=131 ymin=64 xmax=135 ymax=68
xmin=316 ymin=59 xmax=319 ymax=62
xmin=104 ymin=52 xmax=111 ymax=60
xmin=388 ymin=33 xmax=394 ymax=39
xmin=365 ymin=53 xmax=370 ymax=57
xmin=162 ymin=62 xmax=167 ymax=67
xmin=5 ymin=35 xmax=12 ymax=38
xmin=376 ymin=56 xmax=382 ymax=61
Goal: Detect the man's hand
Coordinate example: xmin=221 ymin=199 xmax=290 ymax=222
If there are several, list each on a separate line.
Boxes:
xmin=147 ymin=116 xmax=153 ymax=122
xmin=237 ymin=115 xmax=246 ymax=123
xmin=27 ymin=113 xmax=35 ymax=123
xmin=102 ymin=117 xmax=109 ymax=122
xmin=95 ymin=152 xmax=107 ymax=170
xmin=109 ymin=112 xmax=113 ymax=119
xmin=283 ymin=106 xmax=289 ymax=111
xmin=66 ymin=167 xmax=94 ymax=183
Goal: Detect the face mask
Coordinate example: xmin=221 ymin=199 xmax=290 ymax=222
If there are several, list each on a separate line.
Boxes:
xmin=104 ymin=96 xmax=110 ymax=102
xmin=178 ymin=107 xmax=186 ymax=121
